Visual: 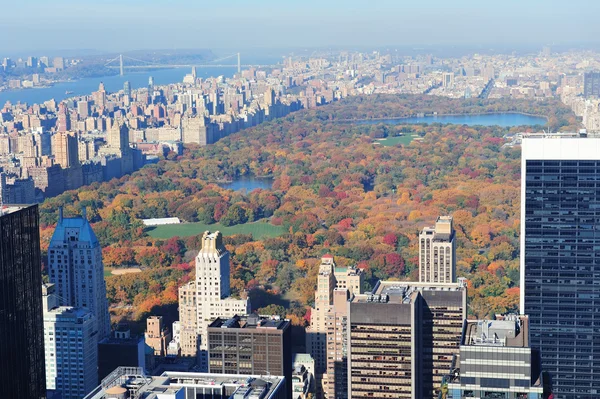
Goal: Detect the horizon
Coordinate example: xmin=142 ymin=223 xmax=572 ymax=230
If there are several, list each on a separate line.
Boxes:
xmin=1 ymin=0 xmax=599 ymax=54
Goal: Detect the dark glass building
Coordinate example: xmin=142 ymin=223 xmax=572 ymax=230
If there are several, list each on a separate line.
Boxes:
xmin=207 ymin=314 xmax=292 ymax=399
xmin=583 ymin=72 xmax=600 ymax=98
xmin=521 ymin=137 xmax=600 ymax=398
xmin=0 ymin=205 xmax=46 ymax=399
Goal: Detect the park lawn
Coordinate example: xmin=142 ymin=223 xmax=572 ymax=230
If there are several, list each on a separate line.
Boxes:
xmin=376 ymin=134 xmax=416 ymax=146
xmin=104 ymin=268 xmax=113 ymax=277
xmin=147 ymin=220 xmax=286 ymax=240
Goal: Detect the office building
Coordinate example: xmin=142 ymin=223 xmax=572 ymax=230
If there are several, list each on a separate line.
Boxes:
xmin=348 ymin=280 xmax=467 ymax=399
xmin=178 ymin=231 xmax=249 ymax=370
xmin=445 ymin=314 xmax=544 ymax=399
xmin=443 ymin=72 xmax=454 ymax=87
xmin=208 ymin=314 xmax=292 ymax=397
xmin=419 ymin=215 xmax=456 ymax=283
xmin=83 ymin=368 xmax=287 ymax=399
xmin=42 ymin=283 xmax=98 ymax=399
xmin=145 ymin=315 xmax=171 ymax=357
xmin=306 ymin=255 xmax=363 ymax=398
xmin=48 ymin=207 xmax=111 ymax=339
xmin=323 ymin=289 xmax=351 ymax=399
xmin=98 ymin=323 xmax=147 ymax=381
xmin=0 ymin=205 xmax=46 ymax=399
xmin=583 ymin=72 xmax=600 ymax=98
xmin=521 ymin=136 xmax=600 ymax=398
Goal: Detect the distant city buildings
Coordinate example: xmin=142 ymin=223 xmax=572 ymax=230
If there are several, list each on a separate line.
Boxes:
xmin=419 ymin=215 xmax=456 ymax=283
xmin=0 ymin=205 xmax=46 ymax=399
xmin=445 ymin=314 xmax=544 ymax=399
xmin=583 ymin=71 xmax=600 ymax=98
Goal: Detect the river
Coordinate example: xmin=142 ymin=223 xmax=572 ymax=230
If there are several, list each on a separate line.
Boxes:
xmin=0 ymin=67 xmax=238 ymax=106
xmin=353 ymin=113 xmax=547 ymax=127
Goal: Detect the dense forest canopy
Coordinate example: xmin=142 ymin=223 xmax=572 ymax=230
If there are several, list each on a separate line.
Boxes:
xmin=39 ymin=94 xmax=578 ymax=329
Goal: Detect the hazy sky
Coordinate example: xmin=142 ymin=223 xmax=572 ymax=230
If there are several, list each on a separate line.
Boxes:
xmin=1 ymin=0 xmax=598 ymax=54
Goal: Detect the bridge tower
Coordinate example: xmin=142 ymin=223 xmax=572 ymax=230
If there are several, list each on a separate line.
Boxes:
xmin=237 ymin=53 xmax=241 ymax=74
xmin=119 ymin=54 xmax=124 ymax=76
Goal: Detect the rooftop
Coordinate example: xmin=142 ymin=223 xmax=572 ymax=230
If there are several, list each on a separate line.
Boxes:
xmin=50 ymin=208 xmax=99 ymax=247
xmin=463 ymin=314 xmax=530 ymax=348
xmin=208 ymin=314 xmax=290 ymax=330
xmin=352 ymin=279 xmax=468 ymax=304
xmin=84 ymin=367 xmax=285 ymax=399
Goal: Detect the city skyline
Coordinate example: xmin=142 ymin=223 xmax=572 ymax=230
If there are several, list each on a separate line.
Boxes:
xmin=1 ymin=0 xmax=599 ymax=53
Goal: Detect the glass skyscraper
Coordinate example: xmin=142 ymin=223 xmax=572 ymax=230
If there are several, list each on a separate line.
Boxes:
xmin=521 ymin=136 xmax=600 ymax=398
xmin=0 ymin=205 xmax=46 ymax=399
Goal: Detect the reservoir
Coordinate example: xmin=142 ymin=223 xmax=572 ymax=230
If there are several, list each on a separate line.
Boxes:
xmin=352 ymin=113 xmax=547 ymax=127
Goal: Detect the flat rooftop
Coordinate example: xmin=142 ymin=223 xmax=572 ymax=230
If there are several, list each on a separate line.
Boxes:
xmin=84 ymin=367 xmax=285 ymax=399
xmin=351 ymin=280 xmax=466 ymax=305
xmin=463 ymin=315 xmax=529 ymax=348
xmin=208 ymin=314 xmax=289 ymax=330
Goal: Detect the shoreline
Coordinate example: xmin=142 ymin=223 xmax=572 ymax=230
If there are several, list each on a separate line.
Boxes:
xmin=333 ymin=111 xmax=549 ymax=123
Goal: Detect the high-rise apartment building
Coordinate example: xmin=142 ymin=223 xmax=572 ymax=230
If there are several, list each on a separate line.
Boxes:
xmin=42 ymin=283 xmax=98 ymax=399
xmin=521 ymin=135 xmax=600 ymax=398
xmin=347 ymin=280 xmax=467 ymax=399
xmin=48 ymin=208 xmax=111 ymax=340
xmin=52 ymin=131 xmax=79 ymax=168
xmin=306 ymin=255 xmax=364 ymax=398
xmin=583 ymin=71 xmax=600 ymax=98
xmin=178 ymin=231 xmax=249 ymax=370
xmin=57 ymin=102 xmax=71 ymax=132
xmin=419 ymin=215 xmax=456 ymax=283
xmin=145 ymin=315 xmax=171 ymax=357
xmin=323 ymin=289 xmax=351 ymax=399
xmin=445 ymin=314 xmax=544 ymax=399
xmin=0 ymin=205 xmax=46 ymax=399
xmin=207 ymin=314 xmax=292 ymax=398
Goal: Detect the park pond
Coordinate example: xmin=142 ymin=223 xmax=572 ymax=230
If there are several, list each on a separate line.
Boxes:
xmin=217 ymin=176 xmax=274 ymax=192
xmin=353 ymin=112 xmax=547 ymax=127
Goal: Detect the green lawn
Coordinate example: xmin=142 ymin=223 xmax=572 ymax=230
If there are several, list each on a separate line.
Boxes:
xmin=376 ymin=134 xmax=417 ymax=146
xmin=104 ymin=268 xmax=113 ymax=277
xmin=147 ymin=220 xmax=286 ymax=240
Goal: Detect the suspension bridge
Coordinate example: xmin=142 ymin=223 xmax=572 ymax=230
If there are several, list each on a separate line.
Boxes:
xmin=104 ymin=53 xmax=273 ymax=76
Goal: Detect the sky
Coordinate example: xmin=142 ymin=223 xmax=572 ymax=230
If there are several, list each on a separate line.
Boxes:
xmin=1 ymin=0 xmax=598 ymax=55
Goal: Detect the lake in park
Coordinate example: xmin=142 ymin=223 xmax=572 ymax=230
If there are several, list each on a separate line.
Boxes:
xmin=353 ymin=113 xmax=547 ymax=127
xmin=218 ymin=177 xmax=273 ymax=192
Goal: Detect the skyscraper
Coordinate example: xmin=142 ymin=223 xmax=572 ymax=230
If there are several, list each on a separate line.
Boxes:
xmin=42 ymin=283 xmax=98 ymax=399
xmin=52 ymin=131 xmax=79 ymax=168
xmin=207 ymin=314 xmax=292 ymax=398
xmin=56 ymin=102 xmax=71 ymax=132
xmin=306 ymin=255 xmax=364 ymax=398
xmin=347 ymin=280 xmax=467 ymax=399
xmin=48 ymin=207 xmax=111 ymax=340
xmin=583 ymin=71 xmax=600 ymax=98
xmin=521 ymin=135 xmax=600 ymax=398
xmin=0 ymin=205 xmax=46 ymax=399
xmin=419 ymin=215 xmax=456 ymax=283
xmin=445 ymin=314 xmax=544 ymax=399
xmin=178 ymin=231 xmax=249 ymax=370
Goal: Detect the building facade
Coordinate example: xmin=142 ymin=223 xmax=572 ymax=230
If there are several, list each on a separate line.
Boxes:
xmin=98 ymin=324 xmax=147 ymax=381
xmin=177 ymin=231 xmax=249 ymax=370
xmin=583 ymin=72 xmax=600 ymax=98
xmin=446 ymin=315 xmax=544 ymax=399
xmin=0 ymin=205 xmax=46 ymax=399
xmin=48 ymin=207 xmax=111 ymax=340
xmin=207 ymin=314 xmax=292 ymax=398
xmin=306 ymin=254 xmax=364 ymax=398
xmin=42 ymin=284 xmax=98 ymax=399
xmin=521 ymin=136 xmax=600 ymax=398
xmin=145 ymin=315 xmax=171 ymax=357
xmin=419 ymin=215 xmax=456 ymax=283
xmin=347 ymin=281 xmax=467 ymax=399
